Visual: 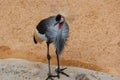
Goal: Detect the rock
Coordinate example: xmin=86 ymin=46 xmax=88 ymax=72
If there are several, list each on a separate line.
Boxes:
xmin=0 ymin=58 xmax=120 ymax=80
xmin=75 ymin=74 xmax=89 ymax=80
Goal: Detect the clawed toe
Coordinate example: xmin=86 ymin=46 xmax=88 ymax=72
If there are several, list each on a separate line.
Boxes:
xmin=46 ymin=74 xmax=58 ymax=80
xmin=55 ymin=67 xmax=69 ymax=78
xmin=46 ymin=76 xmax=54 ymax=80
xmin=55 ymin=67 xmax=67 ymax=72
xmin=46 ymin=67 xmax=69 ymax=80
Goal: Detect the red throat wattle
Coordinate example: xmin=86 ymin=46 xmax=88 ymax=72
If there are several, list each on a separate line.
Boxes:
xmin=58 ymin=23 xmax=62 ymax=29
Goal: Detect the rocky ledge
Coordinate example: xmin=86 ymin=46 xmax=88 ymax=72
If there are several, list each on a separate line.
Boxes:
xmin=0 ymin=58 xmax=119 ymax=80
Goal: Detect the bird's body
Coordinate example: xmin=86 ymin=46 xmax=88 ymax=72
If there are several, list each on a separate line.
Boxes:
xmin=34 ymin=16 xmax=69 ymax=55
xmin=33 ymin=14 xmax=69 ymax=79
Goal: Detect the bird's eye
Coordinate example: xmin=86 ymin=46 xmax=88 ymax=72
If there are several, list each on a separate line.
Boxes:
xmin=56 ymin=14 xmax=61 ymax=22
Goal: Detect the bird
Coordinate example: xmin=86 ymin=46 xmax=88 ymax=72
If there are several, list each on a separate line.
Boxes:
xmin=33 ymin=14 xmax=69 ymax=80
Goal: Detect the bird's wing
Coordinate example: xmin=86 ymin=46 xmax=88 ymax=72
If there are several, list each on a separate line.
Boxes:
xmin=33 ymin=16 xmax=56 ymax=44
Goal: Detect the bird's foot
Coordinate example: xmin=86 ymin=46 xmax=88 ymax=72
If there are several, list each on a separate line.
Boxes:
xmin=55 ymin=67 xmax=69 ymax=78
xmin=46 ymin=74 xmax=58 ymax=80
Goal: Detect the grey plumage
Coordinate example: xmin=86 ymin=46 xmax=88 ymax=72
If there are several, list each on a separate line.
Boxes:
xmin=35 ymin=15 xmax=69 ymax=55
xmin=46 ymin=17 xmax=69 ymax=55
xmin=33 ymin=14 xmax=69 ymax=79
xmin=55 ymin=23 xmax=69 ymax=55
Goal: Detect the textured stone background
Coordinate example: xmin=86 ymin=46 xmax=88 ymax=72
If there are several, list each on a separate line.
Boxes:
xmin=0 ymin=0 xmax=120 ymax=76
xmin=0 ymin=58 xmax=120 ymax=80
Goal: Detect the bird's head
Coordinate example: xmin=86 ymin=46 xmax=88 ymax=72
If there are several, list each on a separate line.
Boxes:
xmin=56 ymin=14 xmax=64 ymax=23
xmin=54 ymin=14 xmax=65 ymax=29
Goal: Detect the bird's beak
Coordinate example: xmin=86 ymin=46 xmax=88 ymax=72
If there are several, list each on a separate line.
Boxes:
xmin=54 ymin=22 xmax=59 ymax=26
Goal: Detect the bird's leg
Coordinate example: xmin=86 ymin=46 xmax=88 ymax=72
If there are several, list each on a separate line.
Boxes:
xmin=46 ymin=42 xmax=58 ymax=80
xmin=55 ymin=51 xmax=69 ymax=78
xmin=46 ymin=42 xmax=51 ymax=76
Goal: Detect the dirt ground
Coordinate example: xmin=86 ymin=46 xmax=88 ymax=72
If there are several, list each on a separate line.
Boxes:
xmin=0 ymin=0 xmax=120 ymax=76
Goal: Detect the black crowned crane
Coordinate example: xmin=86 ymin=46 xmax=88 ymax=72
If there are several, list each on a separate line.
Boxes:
xmin=33 ymin=14 xmax=69 ymax=80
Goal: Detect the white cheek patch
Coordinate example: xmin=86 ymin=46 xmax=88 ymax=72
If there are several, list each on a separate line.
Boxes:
xmin=60 ymin=18 xmax=64 ymax=23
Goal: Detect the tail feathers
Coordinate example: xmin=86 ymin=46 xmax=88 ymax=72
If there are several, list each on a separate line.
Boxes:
xmin=33 ymin=35 xmax=37 ymax=44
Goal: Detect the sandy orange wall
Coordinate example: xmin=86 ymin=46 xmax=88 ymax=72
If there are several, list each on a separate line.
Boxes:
xmin=0 ymin=0 xmax=120 ymax=76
